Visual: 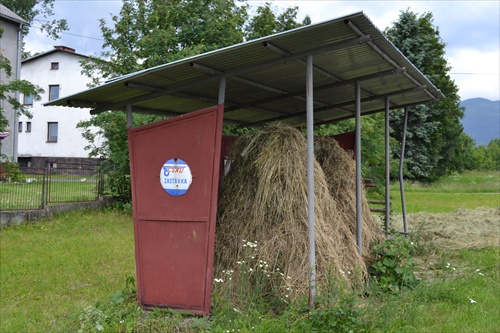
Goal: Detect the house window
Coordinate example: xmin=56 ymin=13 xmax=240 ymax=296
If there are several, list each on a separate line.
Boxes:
xmin=19 ymin=122 xmax=23 ymax=132
xmin=47 ymin=122 xmax=58 ymax=142
xmin=26 ymin=122 xmax=32 ymax=132
xmin=51 ymin=62 xmax=59 ymax=70
xmin=49 ymin=85 xmax=60 ymax=101
xmin=24 ymin=94 xmax=34 ymax=105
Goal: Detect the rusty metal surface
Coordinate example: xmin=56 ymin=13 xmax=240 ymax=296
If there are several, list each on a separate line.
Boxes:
xmin=128 ymin=104 xmax=224 ymax=315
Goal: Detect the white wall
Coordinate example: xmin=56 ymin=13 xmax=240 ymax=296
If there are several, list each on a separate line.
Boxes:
xmin=0 ymin=15 xmax=23 ymax=159
xmin=18 ymin=50 xmax=104 ymax=158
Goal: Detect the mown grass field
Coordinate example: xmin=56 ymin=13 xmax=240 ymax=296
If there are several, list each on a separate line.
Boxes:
xmin=0 ymin=170 xmax=499 ymax=332
xmin=370 ymin=170 xmax=500 ymax=213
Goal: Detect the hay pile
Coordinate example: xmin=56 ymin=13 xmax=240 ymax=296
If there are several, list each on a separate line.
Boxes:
xmin=215 ymin=124 xmax=368 ymax=297
xmin=314 ymin=137 xmax=385 ymax=263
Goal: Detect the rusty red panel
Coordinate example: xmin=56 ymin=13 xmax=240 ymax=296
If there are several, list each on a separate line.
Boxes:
xmin=128 ymin=104 xmax=224 ymax=315
xmin=332 ymin=131 xmax=356 ymax=157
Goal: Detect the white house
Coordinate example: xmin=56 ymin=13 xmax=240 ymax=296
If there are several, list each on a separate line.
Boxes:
xmin=18 ymin=45 xmax=103 ymax=168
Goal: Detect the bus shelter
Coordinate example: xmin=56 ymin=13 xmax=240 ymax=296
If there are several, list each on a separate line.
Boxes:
xmin=47 ymin=12 xmax=444 ymax=314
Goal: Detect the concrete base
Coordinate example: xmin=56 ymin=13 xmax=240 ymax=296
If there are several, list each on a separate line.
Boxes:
xmin=0 ymin=197 xmax=114 ymax=226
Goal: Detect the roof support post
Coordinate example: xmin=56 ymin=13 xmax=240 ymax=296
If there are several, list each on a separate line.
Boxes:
xmin=355 ymin=81 xmax=362 ymax=257
xmin=399 ymin=107 xmax=409 ymax=236
xmin=218 ymin=77 xmax=226 ymax=104
xmin=385 ymin=97 xmax=391 ymax=232
xmin=126 ymin=104 xmax=133 ymax=128
xmin=306 ymin=55 xmax=316 ymax=308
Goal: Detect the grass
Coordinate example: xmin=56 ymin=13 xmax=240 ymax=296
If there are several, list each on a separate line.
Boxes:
xmin=1 ymin=170 xmax=499 ymax=332
xmin=0 ymin=210 xmax=135 ymax=333
xmin=369 ymin=170 xmax=500 ymax=213
xmin=0 ymin=179 xmax=99 ymax=210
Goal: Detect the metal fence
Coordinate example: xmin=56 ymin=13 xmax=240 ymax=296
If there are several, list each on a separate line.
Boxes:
xmin=0 ymin=161 xmax=107 ymax=211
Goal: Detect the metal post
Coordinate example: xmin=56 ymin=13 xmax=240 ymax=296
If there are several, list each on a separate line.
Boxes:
xmin=306 ymin=55 xmax=316 ymax=308
xmin=399 ymin=107 xmax=409 ymax=235
xmin=41 ymin=161 xmax=47 ymax=209
xmin=126 ymin=104 xmax=133 ymax=128
xmin=355 ymin=81 xmax=362 ymax=257
xmin=218 ymin=77 xmax=226 ymax=104
xmin=385 ymin=97 xmax=391 ymax=232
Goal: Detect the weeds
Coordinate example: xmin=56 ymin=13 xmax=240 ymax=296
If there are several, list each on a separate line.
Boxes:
xmin=369 ymin=231 xmax=420 ymax=292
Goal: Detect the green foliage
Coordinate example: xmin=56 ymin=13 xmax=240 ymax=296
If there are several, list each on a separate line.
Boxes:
xmin=303 ymin=276 xmax=363 ymax=333
xmin=245 ymin=2 xmax=310 ymax=40
xmin=77 ymin=111 xmax=166 ymax=202
xmin=2 ymin=0 xmax=68 ymax=41
xmin=473 ymin=138 xmax=500 ymax=171
xmin=0 ymin=161 xmax=22 ymax=182
xmin=386 ymin=10 xmax=468 ymax=181
xmin=369 ymin=232 xmax=420 ymax=292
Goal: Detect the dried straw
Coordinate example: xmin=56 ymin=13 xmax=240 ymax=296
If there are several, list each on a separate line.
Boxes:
xmin=215 ymin=124 xmax=365 ymax=297
xmin=314 ymin=136 xmax=385 ymax=264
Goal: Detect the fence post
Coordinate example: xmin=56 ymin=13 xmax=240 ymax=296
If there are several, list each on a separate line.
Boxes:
xmin=40 ymin=161 xmax=48 ymax=209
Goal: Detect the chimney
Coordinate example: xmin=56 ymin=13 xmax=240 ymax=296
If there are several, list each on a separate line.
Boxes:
xmin=54 ymin=46 xmax=76 ymax=53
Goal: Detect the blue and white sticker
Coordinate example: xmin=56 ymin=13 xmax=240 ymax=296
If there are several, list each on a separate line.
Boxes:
xmin=160 ymin=158 xmax=192 ymax=196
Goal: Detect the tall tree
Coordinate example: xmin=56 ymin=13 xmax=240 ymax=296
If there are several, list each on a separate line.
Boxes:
xmin=245 ymin=2 xmax=310 ymax=40
xmin=1 ymin=0 xmax=68 ymax=40
xmin=385 ymin=10 xmax=466 ymax=180
xmin=78 ymin=0 xmax=308 ymax=201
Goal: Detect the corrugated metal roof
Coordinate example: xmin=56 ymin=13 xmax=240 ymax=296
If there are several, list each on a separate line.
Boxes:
xmin=46 ymin=11 xmax=444 ymax=127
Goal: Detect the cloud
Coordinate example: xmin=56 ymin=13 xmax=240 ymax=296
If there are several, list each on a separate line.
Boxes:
xmin=448 ymin=49 xmax=500 ymax=101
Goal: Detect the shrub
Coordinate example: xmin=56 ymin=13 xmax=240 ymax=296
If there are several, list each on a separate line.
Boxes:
xmin=369 ymin=232 xmax=420 ymax=292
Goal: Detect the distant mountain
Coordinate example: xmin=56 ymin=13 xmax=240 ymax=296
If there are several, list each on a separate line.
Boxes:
xmin=460 ymin=98 xmax=500 ymax=146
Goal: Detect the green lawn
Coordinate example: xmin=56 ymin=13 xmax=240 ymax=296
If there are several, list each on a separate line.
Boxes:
xmin=370 ymin=171 xmax=500 ymax=213
xmin=0 ymin=210 xmax=135 ymax=333
xmin=0 ymin=180 xmax=99 ymax=210
xmin=1 ymin=170 xmax=499 ymax=332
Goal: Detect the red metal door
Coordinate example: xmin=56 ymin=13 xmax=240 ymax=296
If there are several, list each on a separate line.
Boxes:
xmin=127 ymin=104 xmax=224 ymax=315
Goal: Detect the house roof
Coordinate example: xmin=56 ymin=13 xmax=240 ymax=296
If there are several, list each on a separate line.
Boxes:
xmin=22 ymin=46 xmax=89 ymax=64
xmin=46 ymin=12 xmax=444 ymax=127
xmin=0 ymin=4 xmax=28 ymax=26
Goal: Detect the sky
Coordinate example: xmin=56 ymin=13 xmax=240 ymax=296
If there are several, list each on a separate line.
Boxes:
xmin=23 ymin=0 xmax=500 ymax=101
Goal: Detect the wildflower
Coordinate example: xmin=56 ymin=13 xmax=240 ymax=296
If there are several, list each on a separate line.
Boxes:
xmin=468 ymin=297 xmax=477 ymax=304
xmin=248 ymin=268 xmax=253 ymax=272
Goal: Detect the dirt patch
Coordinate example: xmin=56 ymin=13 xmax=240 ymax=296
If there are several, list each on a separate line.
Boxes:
xmin=391 ymin=207 xmax=500 ymax=250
